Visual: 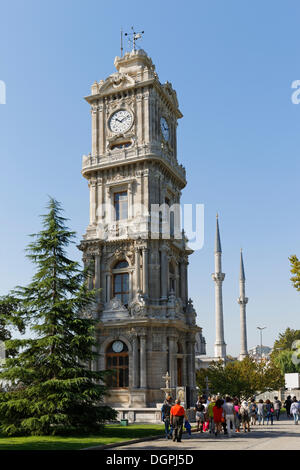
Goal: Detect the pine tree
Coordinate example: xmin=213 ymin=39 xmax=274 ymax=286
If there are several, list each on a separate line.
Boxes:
xmin=0 ymin=198 xmax=116 ymax=436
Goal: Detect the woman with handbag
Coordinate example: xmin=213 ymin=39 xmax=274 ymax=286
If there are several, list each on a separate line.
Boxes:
xmin=265 ymin=399 xmax=274 ymax=425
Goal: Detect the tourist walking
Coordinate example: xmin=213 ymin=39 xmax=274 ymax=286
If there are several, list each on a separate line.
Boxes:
xmin=161 ymin=396 xmax=173 ymax=439
xmin=257 ymin=399 xmax=265 ymax=425
xmin=194 ymin=396 xmax=205 ymax=432
xmin=249 ymin=398 xmax=258 ymax=426
xmin=170 ymin=399 xmax=186 ymax=442
xmin=265 ymin=399 xmax=274 ymax=425
xmin=284 ymin=395 xmax=292 ymax=419
xmin=240 ymin=401 xmax=251 ymax=433
xmin=213 ymin=398 xmax=224 ymax=437
xmin=208 ymin=396 xmax=216 ymax=434
xmin=290 ymin=397 xmax=300 ymax=425
xmin=222 ymin=396 xmax=236 ymax=437
xmin=273 ymin=397 xmax=282 ymax=421
xmin=233 ymin=398 xmax=241 ymax=432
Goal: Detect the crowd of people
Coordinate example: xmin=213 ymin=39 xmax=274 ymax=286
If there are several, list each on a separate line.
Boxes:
xmin=161 ymin=393 xmax=300 ymax=442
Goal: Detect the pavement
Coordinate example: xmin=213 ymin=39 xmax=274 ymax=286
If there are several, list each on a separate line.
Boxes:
xmin=105 ymin=418 xmax=300 ymax=451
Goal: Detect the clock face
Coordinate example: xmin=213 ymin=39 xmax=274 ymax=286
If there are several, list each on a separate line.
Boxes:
xmin=112 ymin=340 xmax=124 ymax=353
xmin=160 ymin=117 xmax=169 ymax=141
xmin=109 ymin=110 xmax=132 ymax=134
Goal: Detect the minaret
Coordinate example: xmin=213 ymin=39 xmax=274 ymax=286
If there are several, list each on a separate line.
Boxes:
xmin=238 ymin=249 xmax=248 ymax=360
xmin=212 ymin=214 xmax=226 ymax=360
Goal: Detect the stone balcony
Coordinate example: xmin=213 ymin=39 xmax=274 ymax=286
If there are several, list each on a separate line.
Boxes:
xmin=81 ymin=142 xmax=186 ymax=186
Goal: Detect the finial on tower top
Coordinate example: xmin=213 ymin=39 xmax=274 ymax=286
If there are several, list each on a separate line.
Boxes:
xmin=124 ymin=26 xmax=144 ymax=52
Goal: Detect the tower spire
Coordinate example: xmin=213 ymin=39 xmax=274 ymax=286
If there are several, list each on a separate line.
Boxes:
xmin=238 ymin=249 xmax=248 ymax=360
xmin=212 ymin=214 xmax=226 ymax=360
xmin=240 ymin=248 xmax=245 ymax=281
xmin=215 ymin=213 xmax=222 ymax=253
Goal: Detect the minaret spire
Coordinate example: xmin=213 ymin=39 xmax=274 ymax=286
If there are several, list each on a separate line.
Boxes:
xmin=212 ymin=214 xmax=226 ymax=360
xmin=238 ymin=249 xmax=248 ymax=360
xmin=215 ymin=213 xmax=222 ymax=253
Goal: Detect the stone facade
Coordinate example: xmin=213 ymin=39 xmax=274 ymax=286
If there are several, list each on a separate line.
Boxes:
xmin=78 ymin=49 xmax=205 ymax=413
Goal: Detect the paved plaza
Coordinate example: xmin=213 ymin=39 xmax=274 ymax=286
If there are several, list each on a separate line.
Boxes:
xmin=109 ymin=418 xmax=300 ymax=451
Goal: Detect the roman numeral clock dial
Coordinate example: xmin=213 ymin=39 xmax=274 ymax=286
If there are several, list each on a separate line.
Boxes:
xmin=109 ymin=110 xmax=132 ymax=133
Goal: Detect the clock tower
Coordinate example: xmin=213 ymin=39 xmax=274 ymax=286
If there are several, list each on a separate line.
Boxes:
xmin=79 ymin=48 xmax=205 ymax=420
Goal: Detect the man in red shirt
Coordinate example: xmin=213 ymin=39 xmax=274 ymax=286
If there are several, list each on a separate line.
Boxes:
xmin=170 ymin=399 xmax=186 ymax=442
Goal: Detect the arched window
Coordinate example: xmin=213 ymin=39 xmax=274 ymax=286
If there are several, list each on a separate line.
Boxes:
xmin=106 ymin=341 xmax=129 ymax=388
xmin=112 ymin=260 xmax=129 ymax=306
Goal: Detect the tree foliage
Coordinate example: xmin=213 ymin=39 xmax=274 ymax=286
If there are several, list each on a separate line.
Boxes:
xmin=289 ymin=255 xmax=300 ymax=291
xmin=270 ymin=327 xmax=300 ymax=374
xmin=0 ymin=198 xmax=117 ymax=436
xmin=273 ymin=349 xmax=300 ymax=374
xmin=196 ymin=357 xmax=284 ymax=400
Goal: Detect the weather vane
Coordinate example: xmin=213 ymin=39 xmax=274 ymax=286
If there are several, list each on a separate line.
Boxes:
xmin=120 ymin=27 xmax=144 ymax=56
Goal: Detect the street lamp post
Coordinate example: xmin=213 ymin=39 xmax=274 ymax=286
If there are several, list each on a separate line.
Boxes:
xmin=257 ymin=327 xmax=266 ymax=361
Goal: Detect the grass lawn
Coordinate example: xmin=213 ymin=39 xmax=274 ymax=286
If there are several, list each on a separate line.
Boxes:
xmin=0 ymin=424 xmax=165 ymax=450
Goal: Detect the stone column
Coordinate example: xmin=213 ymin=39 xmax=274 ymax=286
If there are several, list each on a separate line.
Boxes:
xmin=106 ymin=187 xmax=112 ymax=225
xmin=129 ymin=269 xmax=134 ymax=303
xmin=135 ymin=248 xmax=141 ymax=294
xmin=91 ymin=105 xmax=98 ymax=156
xmin=160 ymin=246 xmax=168 ymax=301
xmin=180 ymin=261 xmax=186 ymax=306
xmin=182 ymin=341 xmax=187 ymax=386
xmin=97 ymin=179 xmax=103 ymax=221
xmin=142 ymin=248 xmax=149 ymax=297
xmin=89 ymin=179 xmax=97 ymax=226
xmin=128 ymin=182 xmax=134 ymax=220
xmin=95 ymin=251 xmax=101 ymax=302
xmin=190 ymin=340 xmax=196 ymax=388
xmin=168 ymin=336 xmax=177 ymax=388
xmin=136 ymin=93 xmax=143 ymax=143
xmin=143 ymin=90 xmax=150 ymax=143
xmin=106 ymin=273 xmax=111 ymax=303
xmin=185 ymin=261 xmax=188 ymax=304
xmin=98 ymin=102 xmax=104 ymax=155
xmin=132 ymin=335 xmax=139 ymax=388
xmin=186 ymin=341 xmax=195 ymax=388
xmin=140 ymin=334 xmax=147 ymax=388
xmin=84 ymin=255 xmax=94 ymax=291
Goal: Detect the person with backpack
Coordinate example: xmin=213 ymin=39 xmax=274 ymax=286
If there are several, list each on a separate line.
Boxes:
xmin=265 ymin=399 xmax=274 ymax=425
xmin=290 ymin=396 xmax=300 ymax=425
xmin=273 ymin=397 xmax=282 ymax=421
xmin=257 ymin=399 xmax=266 ymax=425
xmin=161 ymin=396 xmax=173 ymax=439
xmin=249 ymin=398 xmax=258 ymax=426
xmin=240 ymin=401 xmax=251 ymax=433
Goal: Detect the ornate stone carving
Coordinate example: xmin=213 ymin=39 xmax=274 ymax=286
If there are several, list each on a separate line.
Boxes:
xmin=129 ymin=292 xmax=147 ymax=318
xmin=97 ymin=72 xmax=135 ymax=95
xmin=107 ymin=297 xmax=128 ymax=312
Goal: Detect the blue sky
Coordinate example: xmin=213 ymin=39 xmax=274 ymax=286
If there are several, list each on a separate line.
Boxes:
xmin=0 ymin=0 xmax=300 ymax=356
